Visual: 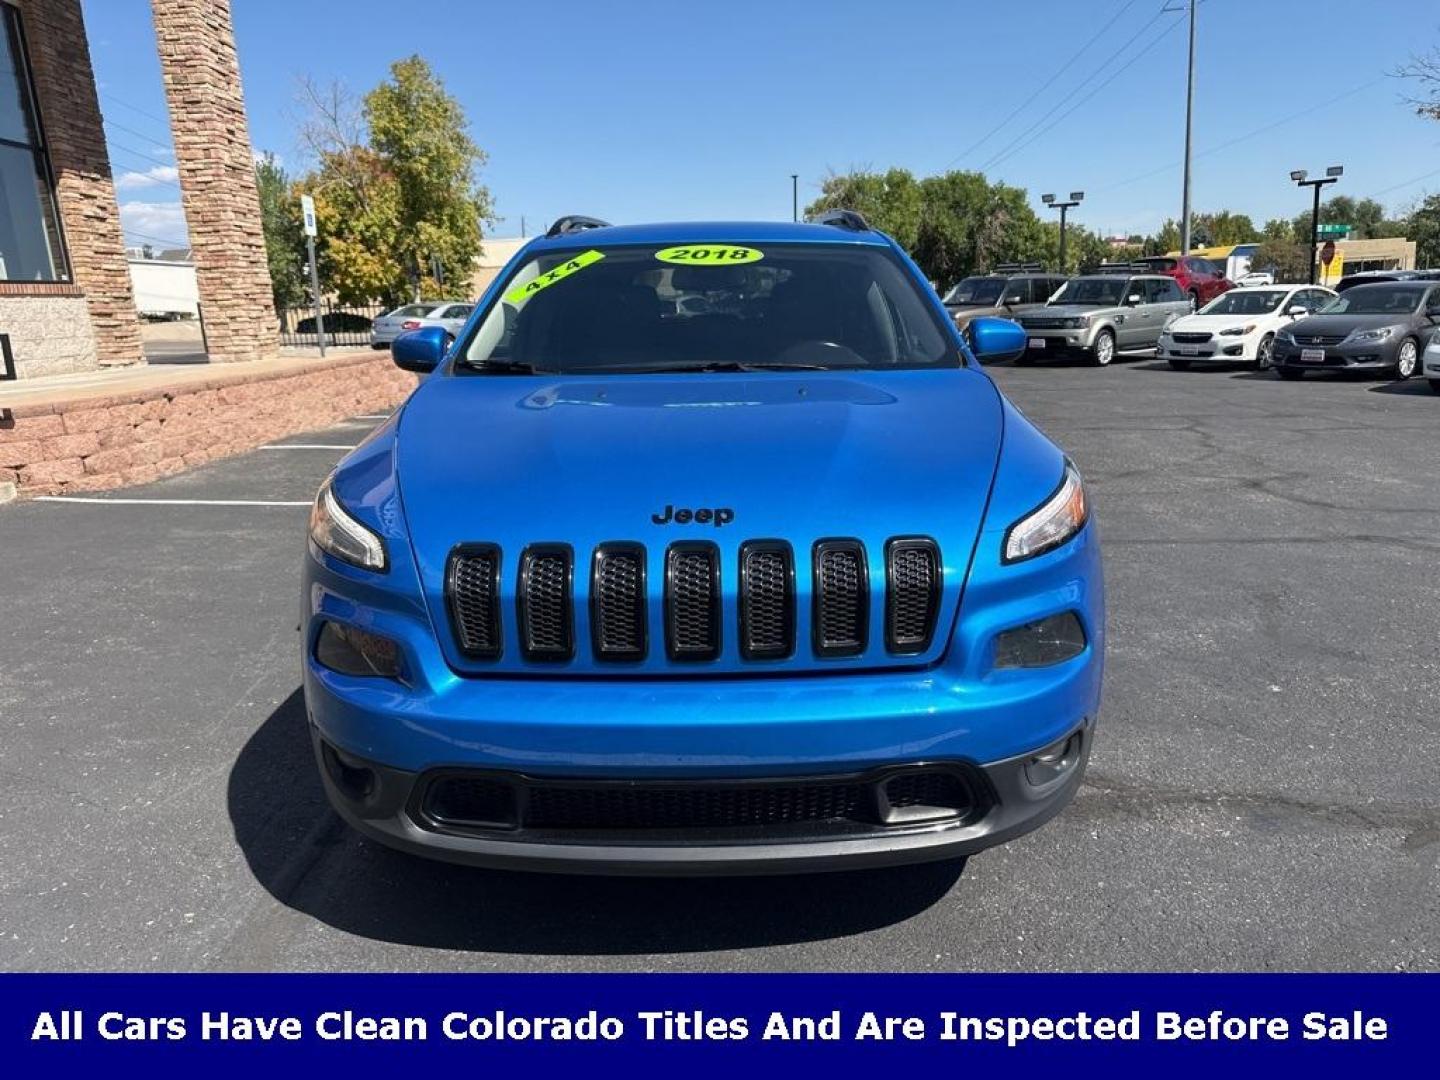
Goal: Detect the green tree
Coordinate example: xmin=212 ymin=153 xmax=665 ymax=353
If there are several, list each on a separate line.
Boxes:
xmin=1402 ymin=192 xmax=1440 ymax=266
xmin=808 ymin=168 xmax=923 ymax=252
xmin=1249 ymin=239 xmax=1310 ymax=282
xmin=1261 ymin=217 xmax=1298 ymax=243
xmin=1289 ymin=195 xmax=1388 ymax=241
xmin=254 ymin=152 xmax=307 ymax=314
xmin=295 ymin=58 xmax=493 ymax=304
xmin=1192 ymin=210 xmax=1259 ymax=246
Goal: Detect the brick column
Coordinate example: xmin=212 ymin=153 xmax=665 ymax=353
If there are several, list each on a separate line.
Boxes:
xmin=151 ymin=0 xmax=276 ymax=363
xmin=17 ymin=0 xmax=144 ymax=367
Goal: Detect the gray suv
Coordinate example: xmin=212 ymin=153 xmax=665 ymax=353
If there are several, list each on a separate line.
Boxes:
xmin=941 ymin=265 xmax=1068 ymax=330
xmin=1015 ymin=271 xmax=1191 ymax=366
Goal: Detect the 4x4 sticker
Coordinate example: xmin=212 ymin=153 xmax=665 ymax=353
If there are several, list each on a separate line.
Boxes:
xmin=655 ymin=245 xmax=764 ymax=265
xmin=503 ymin=249 xmax=605 ymax=305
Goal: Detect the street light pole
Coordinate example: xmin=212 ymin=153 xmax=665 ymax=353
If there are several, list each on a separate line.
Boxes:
xmin=1290 ymin=166 xmax=1343 ymax=285
xmin=1041 ymin=192 xmax=1084 ymax=272
xmin=1179 ymin=0 xmax=1196 ymax=255
xmin=791 ymin=174 xmax=798 ymax=222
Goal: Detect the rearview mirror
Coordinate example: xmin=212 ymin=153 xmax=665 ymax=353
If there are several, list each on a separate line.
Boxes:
xmin=392 ymin=325 xmax=448 ymax=373
xmin=965 ymin=316 xmax=1027 ymax=364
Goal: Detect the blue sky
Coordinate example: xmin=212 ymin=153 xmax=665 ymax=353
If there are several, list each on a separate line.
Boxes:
xmin=82 ymin=0 xmax=1440 ymax=251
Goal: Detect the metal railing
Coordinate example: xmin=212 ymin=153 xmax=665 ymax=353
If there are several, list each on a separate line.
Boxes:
xmin=277 ymin=302 xmax=389 ymax=348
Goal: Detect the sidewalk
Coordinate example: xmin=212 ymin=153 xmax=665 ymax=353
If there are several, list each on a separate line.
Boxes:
xmin=1 ymin=350 xmax=416 ymax=498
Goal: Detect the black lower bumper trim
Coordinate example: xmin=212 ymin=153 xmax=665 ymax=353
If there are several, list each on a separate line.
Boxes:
xmin=310 ymin=721 xmax=1092 ymax=876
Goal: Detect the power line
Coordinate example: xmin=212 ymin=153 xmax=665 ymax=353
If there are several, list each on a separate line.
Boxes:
xmin=979 ymin=4 xmax=1173 ymax=174
xmin=99 ymin=92 xmax=171 ymax=129
xmin=121 ymin=227 xmax=190 ymax=248
xmin=943 ymin=0 xmax=1140 ymax=168
xmin=1370 ymin=166 xmax=1440 ymax=200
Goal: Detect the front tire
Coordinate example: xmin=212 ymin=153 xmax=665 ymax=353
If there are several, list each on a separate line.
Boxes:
xmin=1091 ymin=329 xmax=1115 ymax=367
xmin=1394 ymin=337 xmax=1419 ymax=380
xmin=1254 ymin=334 xmax=1275 ymax=371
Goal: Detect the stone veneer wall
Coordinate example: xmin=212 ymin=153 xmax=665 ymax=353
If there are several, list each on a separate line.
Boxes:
xmin=0 ymin=353 xmax=417 ymax=494
xmin=151 ymin=0 xmax=276 ymax=363
xmin=15 ymin=0 xmax=144 ymax=368
xmin=0 ymin=296 xmax=98 ymax=377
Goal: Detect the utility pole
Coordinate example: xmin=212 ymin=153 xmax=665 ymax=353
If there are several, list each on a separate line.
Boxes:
xmin=1041 ymin=192 xmax=1084 ymax=272
xmin=300 ymin=193 xmax=324 ymax=358
xmin=791 ymin=174 xmax=799 ymax=222
xmin=1179 ymin=0 xmax=1196 ymax=255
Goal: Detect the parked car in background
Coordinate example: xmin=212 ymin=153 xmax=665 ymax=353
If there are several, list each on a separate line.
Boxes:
xmin=1137 ymin=255 xmax=1234 ymax=307
xmin=404 ymin=301 xmax=475 ymax=348
xmin=1422 ymin=331 xmax=1440 ymax=392
xmin=1272 ymin=281 xmax=1440 ymax=381
xmin=1016 ymin=271 xmax=1190 ymax=366
xmin=1335 ymin=269 xmax=1440 ymax=292
xmin=295 ymin=311 xmax=373 ymax=334
xmin=1158 ymin=284 xmax=1335 ymax=370
xmin=941 ymin=264 xmax=1067 ymax=330
xmin=371 ymin=302 xmax=466 ymax=348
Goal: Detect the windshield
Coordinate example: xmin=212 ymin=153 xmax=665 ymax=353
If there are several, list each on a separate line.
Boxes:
xmin=1319 ymin=285 xmax=1424 ymax=316
xmin=943 ymin=277 xmax=1005 ymax=306
xmin=1141 ymin=258 xmax=1177 ymax=272
xmin=1199 ymin=290 xmax=1286 ymax=316
xmin=456 ymin=243 xmax=958 ymax=374
xmin=388 ymin=303 xmax=440 ymax=318
xmin=1050 ymin=277 xmax=1127 ymax=306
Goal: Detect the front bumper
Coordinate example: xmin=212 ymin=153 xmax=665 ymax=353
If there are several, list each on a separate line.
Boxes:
xmin=311 ymin=719 xmax=1093 ymax=875
xmin=1159 ymin=334 xmax=1255 ymax=361
xmin=1423 ymin=344 xmax=1440 ymax=379
xmin=1272 ymin=336 xmax=1401 ymax=371
xmin=1017 ymin=329 xmax=1096 ymax=357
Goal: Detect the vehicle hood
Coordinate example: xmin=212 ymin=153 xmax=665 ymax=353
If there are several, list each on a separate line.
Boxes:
xmin=1169 ymin=312 xmax=1275 ymax=332
xmin=944 ymin=301 xmax=1003 ymax=314
xmin=393 ymin=368 xmax=1005 ymax=675
xmin=1287 ymin=313 xmax=1411 ymax=335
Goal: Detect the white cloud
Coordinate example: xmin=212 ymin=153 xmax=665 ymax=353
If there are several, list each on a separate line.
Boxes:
xmin=119 ymin=200 xmax=189 ymax=247
xmin=114 ymin=165 xmax=179 ymax=191
xmin=253 ymin=148 xmax=283 ymax=167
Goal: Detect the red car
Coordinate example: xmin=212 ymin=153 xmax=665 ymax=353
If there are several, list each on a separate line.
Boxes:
xmin=1138 ymin=255 xmax=1234 ymax=307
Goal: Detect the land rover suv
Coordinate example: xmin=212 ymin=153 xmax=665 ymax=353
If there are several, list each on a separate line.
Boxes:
xmin=302 ymin=213 xmax=1104 ymax=874
xmin=941 ymin=264 xmax=1068 ymax=331
xmin=1016 ymin=270 xmax=1191 ymax=366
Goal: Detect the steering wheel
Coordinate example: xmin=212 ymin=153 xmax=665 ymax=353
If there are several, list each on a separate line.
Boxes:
xmin=772 ymin=340 xmax=868 ymax=368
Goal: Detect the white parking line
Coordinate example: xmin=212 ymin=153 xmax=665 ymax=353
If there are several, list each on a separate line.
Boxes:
xmin=259 ymin=444 xmax=359 ymax=450
xmin=34 ymin=497 xmax=311 ymax=506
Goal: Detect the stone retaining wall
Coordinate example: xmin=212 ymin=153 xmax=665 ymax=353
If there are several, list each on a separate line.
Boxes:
xmin=0 ymin=353 xmax=417 ymax=496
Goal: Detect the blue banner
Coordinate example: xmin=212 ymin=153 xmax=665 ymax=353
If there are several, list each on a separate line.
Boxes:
xmin=4 ymin=974 xmax=1433 ymax=1075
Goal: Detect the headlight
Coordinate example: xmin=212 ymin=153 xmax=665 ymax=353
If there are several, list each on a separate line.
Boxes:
xmin=1062 ymin=316 xmax=1089 ymax=329
xmin=1346 ymin=326 xmax=1394 ymax=344
xmin=309 ymin=477 xmax=388 ymax=571
xmin=1277 ymin=330 xmax=1296 ymax=345
xmin=1003 ymin=462 xmax=1089 ymax=563
xmin=1219 ymin=324 xmax=1255 ymax=336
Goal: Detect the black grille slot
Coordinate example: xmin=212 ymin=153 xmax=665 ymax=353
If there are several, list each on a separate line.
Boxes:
xmin=423 ymin=776 xmax=518 ymax=830
xmin=1170 ymin=331 xmax=1212 ymax=344
xmin=885 ymin=538 xmax=941 ymax=654
xmin=447 ymin=544 xmax=502 ymax=659
xmin=517 ymin=545 xmax=573 ymax=661
xmin=665 ymin=542 xmax=721 ymax=661
xmin=813 ymin=539 xmax=868 ymax=657
xmin=525 ymin=780 xmax=870 ymax=833
xmin=591 ymin=543 xmax=646 ymax=661
xmin=739 ymin=541 xmax=794 ymax=660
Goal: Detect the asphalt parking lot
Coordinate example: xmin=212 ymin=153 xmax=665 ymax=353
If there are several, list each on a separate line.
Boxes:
xmin=2 ymin=358 xmax=1437 ymax=972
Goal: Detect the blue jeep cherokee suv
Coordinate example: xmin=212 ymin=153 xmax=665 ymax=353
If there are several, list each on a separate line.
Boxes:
xmin=302 ymin=212 xmax=1104 ymax=874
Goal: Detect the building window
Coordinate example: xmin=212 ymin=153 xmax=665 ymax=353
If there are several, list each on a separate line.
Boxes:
xmin=0 ymin=3 xmax=67 ymax=282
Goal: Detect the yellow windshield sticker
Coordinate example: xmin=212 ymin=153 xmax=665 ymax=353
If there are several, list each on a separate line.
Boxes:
xmin=655 ymin=245 xmax=764 ymax=266
xmin=503 ymin=249 xmax=605 ymax=305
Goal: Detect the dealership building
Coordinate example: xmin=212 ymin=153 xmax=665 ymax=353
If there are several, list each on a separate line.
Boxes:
xmin=0 ymin=0 xmax=275 ymax=380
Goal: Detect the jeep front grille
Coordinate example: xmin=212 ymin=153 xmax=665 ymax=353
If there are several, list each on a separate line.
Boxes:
xmin=665 ymin=541 xmax=722 ymax=660
xmin=885 ymin=538 xmax=942 ymax=654
xmin=813 ymin=539 xmax=868 ymax=656
xmin=443 ymin=535 xmax=943 ymax=667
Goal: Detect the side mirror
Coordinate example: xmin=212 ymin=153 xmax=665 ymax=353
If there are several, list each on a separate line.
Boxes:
xmin=392 ymin=325 xmax=448 ymax=373
xmin=1287 ymin=305 xmax=1307 ymax=317
xmin=965 ymin=315 xmax=1027 ymax=364
xmin=1125 ymin=293 xmax=1142 ymax=306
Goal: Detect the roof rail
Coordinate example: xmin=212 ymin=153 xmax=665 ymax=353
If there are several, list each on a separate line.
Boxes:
xmin=992 ymin=262 xmax=1046 ymax=273
xmin=545 ymin=214 xmax=611 ymax=238
xmin=807 ymin=208 xmax=872 ymax=232
xmin=1085 ymin=261 xmax=1152 ymax=275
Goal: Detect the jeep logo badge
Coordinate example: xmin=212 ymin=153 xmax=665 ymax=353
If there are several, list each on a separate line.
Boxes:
xmin=651 ymin=504 xmax=734 ymax=527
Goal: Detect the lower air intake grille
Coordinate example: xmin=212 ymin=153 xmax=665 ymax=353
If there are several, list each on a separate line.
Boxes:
xmin=886 ymin=538 xmax=941 ymax=654
xmin=591 ymin=544 xmax=646 ymax=661
xmin=739 ymin=541 xmax=794 ymax=659
xmin=665 ymin=542 xmax=721 ymax=660
xmin=813 ymin=540 xmax=868 ymax=656
xmin=518 ymin=545 xmax=573 ymax=661
xmin=447 ymin=545 xmax=502 ymax=659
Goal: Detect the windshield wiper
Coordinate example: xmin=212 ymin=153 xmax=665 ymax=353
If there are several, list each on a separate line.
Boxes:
xmin=461 ymin=358 xmax=545 ymax=375
xmin=642 ymin=361 xmax=833 ymax=373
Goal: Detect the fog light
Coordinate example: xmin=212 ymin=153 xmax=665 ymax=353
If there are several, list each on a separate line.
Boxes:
xmin=315 ymin=620 xmax=403 ymax=679
xmin=1024 ymin=731 xmax=1082 ymax=787
xmin=994 ymin=611 xmax=1086 ymax=669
